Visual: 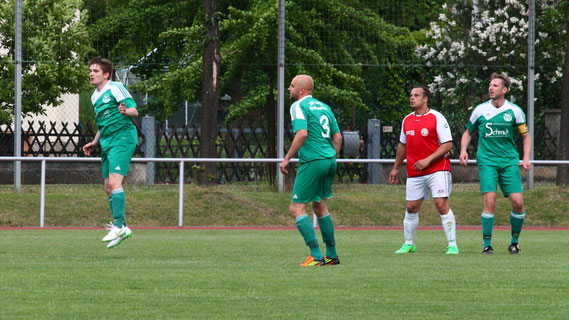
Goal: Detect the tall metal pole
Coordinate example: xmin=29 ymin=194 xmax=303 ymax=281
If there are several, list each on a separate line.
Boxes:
xmin=14 ymin=0 xmax=23 ymax=193
xmin=277 ymin=0 xmax=285 ymax=192
xmin=527 ymin=0 xmax=535 ymax=189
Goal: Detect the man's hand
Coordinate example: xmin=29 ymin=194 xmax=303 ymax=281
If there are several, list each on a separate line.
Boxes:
xmin=413 ymin=159 xmax=431 ymax=172
xmin=279 ymin=159 xmax=290 ymax=175
xmin=519 ymin=159 xmax=532 ymax=171
xmin=388 ymin=168 xmax=399 ymax=184
xmin=459 ymin=151 xmax=469 ymax=167
xmin=118 ymin=102 xmax=127 ymax=114
xmin=83 ymin=142 xmax=95 ymax=156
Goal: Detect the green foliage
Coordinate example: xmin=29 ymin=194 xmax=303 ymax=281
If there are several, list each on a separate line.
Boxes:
xmin=220 ymin=0 xmax=425 ymax=127
xmin=376 ymin=0 xmax=448 ymax=31
xmin=84 ymin=0 xmax=204 ymax=121
xmin=78 ymin=91 xmax=95 ymax=127
xmin=0 ymin=0 xmax=92 ymax=124
xmin=84 ymin=0 xmax=424 ymax=127
xmin=418 ymin=0 xmax=568 ymax=123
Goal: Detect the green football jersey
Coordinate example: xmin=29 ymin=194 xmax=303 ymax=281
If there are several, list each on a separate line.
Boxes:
xmin=465 ymin=100 xmax=528 ymax=166
xmin=91 ymin=81 xmax=138 ymax=148
xmin=290 ymin=95 xmax=340 ymax=163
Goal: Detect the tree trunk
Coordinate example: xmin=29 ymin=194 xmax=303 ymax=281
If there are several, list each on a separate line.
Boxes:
xmin=556 ymin=7 xmax=569 ymax=186
xmin=200 ymin=0 xmax=221 ymax=186
xmin=264 ymin=74 xmax=276 ymax=187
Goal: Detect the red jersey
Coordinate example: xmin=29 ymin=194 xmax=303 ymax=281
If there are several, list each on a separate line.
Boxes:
xmin=399 ymin=109 xmax=452 ymax=177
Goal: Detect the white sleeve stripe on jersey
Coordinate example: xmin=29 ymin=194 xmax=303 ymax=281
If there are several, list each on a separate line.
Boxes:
xmin=111 ymin=82 xmax=130 ymax=96
xmin=432 ymin=110 xmax=453 ymax=144
xmin=468 ymin=101 xmax=490 ymax=125
xmin=110 ymin=82 xmax=132 ymax=100
xmin=109 ymin=85 xmax=128 ymax=101
xmin=118 ymin=84 xmax=132 ymax=99
xmin=291 ymin=102 xmax=305 ymax=120
xmin=399 ymin=113 xmax=412 ymax=144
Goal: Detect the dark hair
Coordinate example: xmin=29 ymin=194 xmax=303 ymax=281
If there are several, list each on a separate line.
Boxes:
xmin=491 ymin=73 xmax=510 ymax=90
xmin=412 ymin=86 xmax=430 ymax=99
xmin=88 ymin=57 xmax=113 ymax=80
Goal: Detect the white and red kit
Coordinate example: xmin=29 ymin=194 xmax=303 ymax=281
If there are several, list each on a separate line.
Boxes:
xmin=399 ymin=109 xmax=452 ymax=177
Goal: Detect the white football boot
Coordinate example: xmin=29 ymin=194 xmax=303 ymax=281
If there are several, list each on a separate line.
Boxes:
xmin=102 ymin=222 xmax=120 ymax=242
xmin=107 ymin=226 xmax=132 ymax=249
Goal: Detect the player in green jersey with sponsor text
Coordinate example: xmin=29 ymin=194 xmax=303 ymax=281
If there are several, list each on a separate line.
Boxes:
xmin=279 ymin=75 xmax=343 ymax=267
xmin=83 ymin=57 xmax=139 ymax=249
xmin=459 ymin=73 xmax=532 ymax=255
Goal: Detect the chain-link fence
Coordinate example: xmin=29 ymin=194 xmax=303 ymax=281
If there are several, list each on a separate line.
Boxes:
xmin=1 ymin=0 xmax=568 ymax=190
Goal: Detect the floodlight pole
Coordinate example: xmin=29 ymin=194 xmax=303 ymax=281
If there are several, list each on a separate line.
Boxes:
xmin=277 ymin=0 xmax=285 ymax=193
xmin=14 ymin=0 xmax=22 ymax=193
xmin=527 ymin=0 xmax=535 ymax=189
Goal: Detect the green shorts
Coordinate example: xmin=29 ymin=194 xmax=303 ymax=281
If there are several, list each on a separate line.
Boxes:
xmin=478 ymin=163 xmax=523 ymax=197
xmin=101 ymin=143 xmax=137 ymax=178
xmin=292 ymin=158 xmax=337 ymax=203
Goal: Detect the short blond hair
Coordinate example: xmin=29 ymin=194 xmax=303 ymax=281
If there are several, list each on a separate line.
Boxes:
xmin=491 ymin=73 xmax=510 ymax=90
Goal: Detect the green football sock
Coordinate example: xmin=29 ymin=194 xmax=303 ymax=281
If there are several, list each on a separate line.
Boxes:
xmin=111 ymin=188 xmax=125 ymax=228
xmin=481 ymin=212 xmax=494 ymax=248
xmin=510 ymin=211 xmax=525 ymax=244
xmin=318 ymin=213 xmax=337 ymax=259
xmin=296 ymin=214 xmax=323 ymax=260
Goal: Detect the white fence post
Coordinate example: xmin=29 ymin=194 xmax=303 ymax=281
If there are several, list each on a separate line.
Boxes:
xmin=178 ymin=161 xmax=184 ymax=227
xmin=40 ymin=160 xmax=46 ymax=228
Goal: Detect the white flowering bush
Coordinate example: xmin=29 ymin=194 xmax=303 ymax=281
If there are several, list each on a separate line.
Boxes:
xmin=417 ymin=0 xmax=566 ymax=123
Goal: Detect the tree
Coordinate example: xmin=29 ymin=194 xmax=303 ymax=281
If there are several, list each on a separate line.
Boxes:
xmin=222 ymin=0 xmax=422 ymax=126
xmin=200 ymin=0 xmax=221 ymax=185
xmin=220 ymin=0 xmax=422 ymax=184
xmin=83 ymin=0 xmax=425 ymax=185
xmin=85 ymin=0 xmax=423 ymax=125
xmin=417 ymin=0 xmax=566 ymax=130
xmin=557 ymin=2 xmax=569 ymax=185
xmin=0 ymin=0 xmax=92 ymax=124
xmin=83 ymin=0 xmax=204 ymax=120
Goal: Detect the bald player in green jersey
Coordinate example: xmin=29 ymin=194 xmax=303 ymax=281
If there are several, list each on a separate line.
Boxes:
xmin=279 ymin=74 xmax=343 ymax=267
xmin=83 ymin=57 xmax=138 ymax=249
xmin=459 ymin=73 xmax=532 ymax=255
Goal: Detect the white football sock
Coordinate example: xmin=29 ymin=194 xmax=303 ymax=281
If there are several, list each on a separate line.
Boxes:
xmin=403 ymin=211 xmax=419 ymax=245
xmin=440 ymin=209 xmax=457 ymax=246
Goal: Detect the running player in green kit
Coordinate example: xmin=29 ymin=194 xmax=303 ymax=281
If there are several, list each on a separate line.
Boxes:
xmin=459 ymin=73 xmax=532 ymax=255
xmin=279 ymin=75 xmax=343 ymax=267
xmin=83 ymin=57 xmax=138 ymax=249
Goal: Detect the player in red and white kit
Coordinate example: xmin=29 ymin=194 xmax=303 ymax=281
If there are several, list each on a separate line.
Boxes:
xmin=389 ymin=86 xmax=458 ymax=254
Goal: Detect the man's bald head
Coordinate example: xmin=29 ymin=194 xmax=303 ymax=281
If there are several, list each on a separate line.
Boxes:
xmin=294 ymin=75 xmax=314 ymax=93
xmin=288 ymin=74 xmax=314 ymax=101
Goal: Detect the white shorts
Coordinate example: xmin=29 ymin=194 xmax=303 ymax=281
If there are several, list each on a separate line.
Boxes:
xmin=406 ymin=171 xmax=452 ymax=201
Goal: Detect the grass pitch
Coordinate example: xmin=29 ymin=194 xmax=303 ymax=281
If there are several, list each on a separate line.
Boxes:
xmin=1 ymin=229 xmax=567 ymax=319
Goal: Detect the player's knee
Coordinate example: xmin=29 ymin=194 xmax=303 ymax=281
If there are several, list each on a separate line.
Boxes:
xmin=289 ymin=204 xmax=302 ymax=218
xmin=484 ymin=199 xmax=496 ymax=212
xmin=104 ymin=184 xmax=112 ymax=196
xmin=512 ymin=200 xmax=524 ymax=212
xmin=107 ymin=179 xmax=122 ymax=191
xmin=406 ymin=204 xmax=420 ymax=213
xmin=435 ymin=202 xmax=450 ymax=214
xmin=312 ymin=203 xmax=327 ymax=216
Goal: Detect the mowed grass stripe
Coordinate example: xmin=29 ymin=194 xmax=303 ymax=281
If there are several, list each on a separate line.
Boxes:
xmin=0 ymin=229 xmax=567 ymax=319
